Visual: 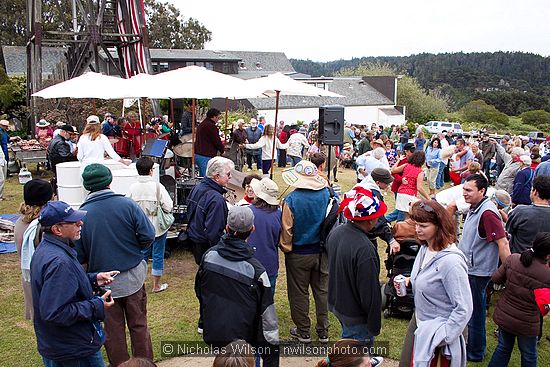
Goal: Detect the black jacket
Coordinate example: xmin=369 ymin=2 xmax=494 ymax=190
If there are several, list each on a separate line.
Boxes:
xmin=326 ymin=222 xmax=381 ymax=335
xmin=367 ymin=188 xmax=394 ymax=249
xmin=47 ymin=134 xmax=76 ymax=171
xmin=195 ymin=236 xmax=279 ymax=366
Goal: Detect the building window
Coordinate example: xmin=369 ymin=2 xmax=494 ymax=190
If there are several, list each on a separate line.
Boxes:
xmin=238 ymin=61 xmax=246 ymax=70
xmin=205 ymin=62 xmax=214 ymax=70
xmin=194 ymin=61 xmax=205 ymax=67
xmin=255 ymin=62 xmax=262 ymax=70
xmin=152 ymin=62 xmax=169 ymax=73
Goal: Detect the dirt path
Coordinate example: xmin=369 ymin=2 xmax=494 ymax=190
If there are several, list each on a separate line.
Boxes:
xmin=157 ymin=355 xmax=399 ymax=367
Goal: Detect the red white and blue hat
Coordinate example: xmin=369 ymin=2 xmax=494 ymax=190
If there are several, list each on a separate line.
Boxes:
xmin=338 ymin=186 xmax=387 ymax=221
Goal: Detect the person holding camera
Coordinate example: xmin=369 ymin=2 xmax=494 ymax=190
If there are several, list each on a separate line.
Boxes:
xmin=31 ymin=201 xmax=118 ymax=367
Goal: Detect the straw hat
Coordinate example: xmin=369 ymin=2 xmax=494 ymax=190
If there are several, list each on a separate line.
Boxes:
xmin=250 ymin=178 xmax=279 ymax=205
xmin=372 ymin=139 xmax=384 ymax=147
xmin=282 ymin=160 xmax=327 ymax=190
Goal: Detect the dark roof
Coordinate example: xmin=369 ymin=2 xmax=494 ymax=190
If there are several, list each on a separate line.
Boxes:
xmin=245 ymin=77 xmax=394 ymax=109
xmin=226 ymin=50 xmax=295 ymax=73
xmin=2 ymin=45 xmax=66 ymax=76
xmin=147 ymin=49 xmax=242 ymax=61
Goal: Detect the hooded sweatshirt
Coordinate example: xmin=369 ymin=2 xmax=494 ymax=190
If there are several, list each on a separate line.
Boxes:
xmin=195 ymin=236 xmax=279 ymax=367
xmin=410 ymin=244 xmax=473 ymax=367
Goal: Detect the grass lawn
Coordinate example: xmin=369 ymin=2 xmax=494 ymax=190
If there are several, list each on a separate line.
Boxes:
xmin=0 ymin=165 xmax=549 ymax=366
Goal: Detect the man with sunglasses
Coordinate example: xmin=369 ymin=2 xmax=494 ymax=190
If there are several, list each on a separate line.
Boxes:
xmin=31 ymin=201 xmax=118 ymax=367
xmin=459 ymin=174 xmax=510 ymax=362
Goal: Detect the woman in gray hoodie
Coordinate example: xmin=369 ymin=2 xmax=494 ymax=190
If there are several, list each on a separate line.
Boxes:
xmin=402 ymin=200 xmax=473 ymax=367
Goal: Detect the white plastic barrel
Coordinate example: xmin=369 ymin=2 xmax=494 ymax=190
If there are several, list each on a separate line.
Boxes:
xmin=56 ymin=160 xmax=160 ymax=208
xmin=56 ymin=161 xmax=89 ymax=208
xmin=110 ymin=168 xmax=139 ymax=196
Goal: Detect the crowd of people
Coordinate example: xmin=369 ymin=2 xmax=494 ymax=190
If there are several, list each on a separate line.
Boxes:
xmin=11 ymin=110 xmax=550 ymax=367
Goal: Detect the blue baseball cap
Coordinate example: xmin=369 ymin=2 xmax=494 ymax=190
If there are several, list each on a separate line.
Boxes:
xmin=38 ymin=201 xmax=87 ymax=226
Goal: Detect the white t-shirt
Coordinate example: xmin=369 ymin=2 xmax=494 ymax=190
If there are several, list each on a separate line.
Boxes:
xmin=77 ymin=133 xmax=121 ymax=165
xmin=356 ymin=155 xmax=385 ymax=180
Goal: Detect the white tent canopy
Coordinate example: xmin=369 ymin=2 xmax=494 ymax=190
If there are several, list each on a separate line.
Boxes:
xmin=32 ymin=66 xmax=260 ymax=100
xmin=142 ymin=66 xmax=259 ymax=99
xmin=32 ymin=72 xmax=127 ymax=99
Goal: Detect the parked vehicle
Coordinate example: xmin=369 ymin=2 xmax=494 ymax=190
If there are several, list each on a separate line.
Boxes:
xmin=423 ymin=121 xmax=463 ymax=135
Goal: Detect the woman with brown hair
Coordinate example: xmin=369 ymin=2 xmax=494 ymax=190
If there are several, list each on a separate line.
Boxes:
xmin=243 ymin=124 xmax=288 ymax=174
xmin=399 ymin=200 xmax=472 ymax=367
xmin=316 ymin=339 xmax=382 ymax=367
xmin=77 ymin=115 xmax=130 ymax=168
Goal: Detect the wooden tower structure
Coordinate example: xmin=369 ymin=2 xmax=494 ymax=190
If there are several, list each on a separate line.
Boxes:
xmin=26 ymin=0 xmax=154 ymax=126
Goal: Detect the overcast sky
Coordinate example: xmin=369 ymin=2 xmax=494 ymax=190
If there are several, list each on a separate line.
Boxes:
xmin=168 ymin=0 xmax=550 ymax=61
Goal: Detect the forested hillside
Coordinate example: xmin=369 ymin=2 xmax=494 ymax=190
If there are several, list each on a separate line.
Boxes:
xmin=290 ymin=52 xmax=550 ymax=114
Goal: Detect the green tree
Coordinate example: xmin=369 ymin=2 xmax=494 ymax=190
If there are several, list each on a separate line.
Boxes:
xmin=144 ymin=0 xmax=211 ymax=49
xmin=0 ymin=0 xmax=26 ymax=46
xmin=458 ymin=100 xmax=509 ymax=130
xmin=0 ymin=67 xmax=27 ymax=119
xmin=520 ymin=109 xmax=550 ymax=128
xmin=337 ymin=62 xmax=449 ymax=123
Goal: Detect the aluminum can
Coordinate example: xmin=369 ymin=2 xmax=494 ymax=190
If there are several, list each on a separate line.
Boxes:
xmin=394 ymin=274 xmax=407 ymax=297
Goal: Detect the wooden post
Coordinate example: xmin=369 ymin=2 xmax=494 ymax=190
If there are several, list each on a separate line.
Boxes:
xmin=191 ymin=98 xmax=196 ymax=178
xmin=269 ymin=90 xmax=280 ymax=179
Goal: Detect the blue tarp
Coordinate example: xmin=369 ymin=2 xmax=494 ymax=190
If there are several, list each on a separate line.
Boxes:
xmin=0 ymin=214 xmax=20 ymax=254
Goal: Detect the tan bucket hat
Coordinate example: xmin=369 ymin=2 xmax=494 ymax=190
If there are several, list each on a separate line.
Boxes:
xmin=282 ymin=160 xmax=327 ymax=190
xmin=250 ymin=178 xmax=279 ymax=205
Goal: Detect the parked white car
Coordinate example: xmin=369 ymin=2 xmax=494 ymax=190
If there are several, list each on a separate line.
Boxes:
xmin=423 ymin=121 xmax=463 ymax=135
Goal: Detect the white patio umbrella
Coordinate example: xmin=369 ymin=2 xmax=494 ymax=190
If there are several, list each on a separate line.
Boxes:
xmin=144 ymin=65 xmax=258 ymax=99
xmin=245 ymin=72 xmax=344 ymax=177
xmin=32 ymin=72 xmax=126 ymax=99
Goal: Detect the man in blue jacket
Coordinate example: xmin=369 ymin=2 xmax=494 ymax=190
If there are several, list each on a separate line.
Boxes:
xmin=76 ymin=163 xmax=156 ymax=367
xmin=31 ymin=201 xmax=118 ymax=366
xmin=186 ymin=156 xmax=234 ymax=265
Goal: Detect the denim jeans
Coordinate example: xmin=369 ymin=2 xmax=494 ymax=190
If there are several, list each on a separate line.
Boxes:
xmin=385 ymin=209 xmax=406 ymax=223
xmin=268 ymin=274 xmax=278 ymax=298
xmin=341 ymin=323 xmax=374 ymax=348
xmin=487 ymin=328 xmax=538 ymax=367
xmin=142 ymin=232 xmax=168 ymax=276
xmin=467 ymin=275 xmax=491 ymax=361
xmin=195 ymin=154 xmax=211 ymax=177
xmin=289 ymin=155 xmax=301 ymax=167
xmin=436 ymin=161 xmax=446 ymax=189
xmin=261 ymin=160 xmax=272 ymax=175
xmin=483 ymin=160 xmax=492 ymax=180
xmin=42 ymin=350 xmax=104 ymax=367
xmin=246 ymin=153 xmax=261 ymax=170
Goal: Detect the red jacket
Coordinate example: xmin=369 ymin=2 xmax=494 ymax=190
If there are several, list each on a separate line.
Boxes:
xmin=195 ymin=118 xmax=224 ymax=158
